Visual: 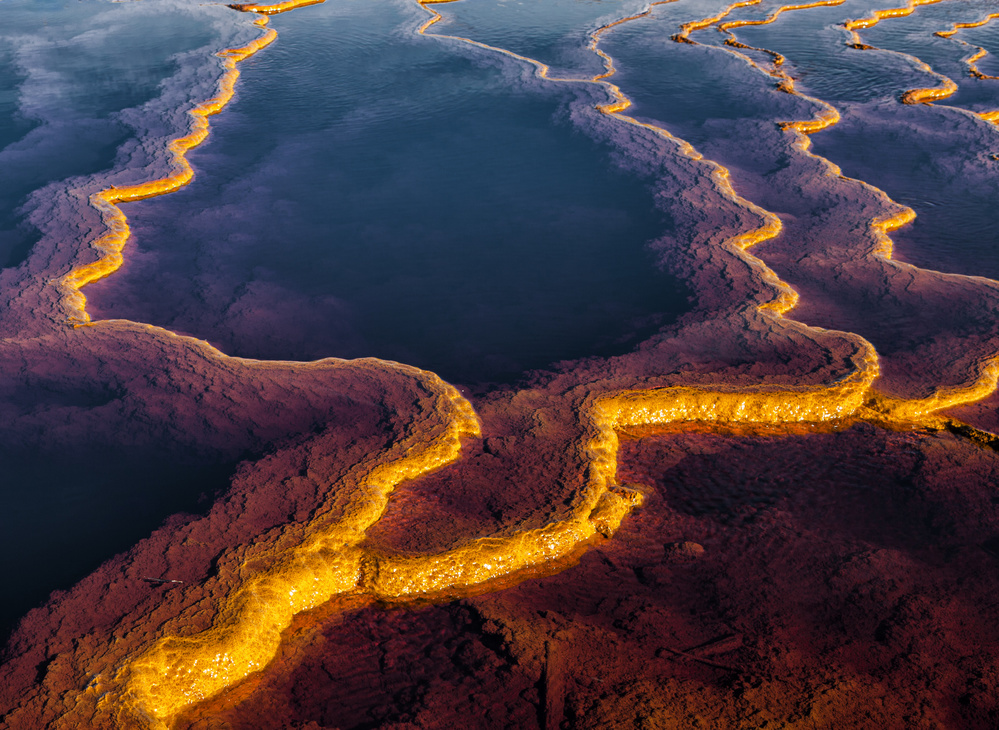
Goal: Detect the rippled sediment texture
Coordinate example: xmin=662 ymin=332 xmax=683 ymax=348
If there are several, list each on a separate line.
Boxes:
xmin=3 ymin=0 xmax=999 ymax=727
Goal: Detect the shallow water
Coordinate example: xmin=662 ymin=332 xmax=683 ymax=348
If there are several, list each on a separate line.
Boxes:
xmin=733 ymin=0 xmax=999 ymax=277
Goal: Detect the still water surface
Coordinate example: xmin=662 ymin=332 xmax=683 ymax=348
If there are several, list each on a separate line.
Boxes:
xmin=87 ymin=0 xmax=688 ymax=385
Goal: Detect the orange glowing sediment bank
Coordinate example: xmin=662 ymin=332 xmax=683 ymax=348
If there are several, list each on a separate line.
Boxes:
xmin=589 ymin=1 xmax=682 ymax=82
xmin=670 ymin=0 xmax=764 ymax=44
xmin=119 ymin=374 xmax=880 ymax=726
xmin=57 ymin=15 xmax=278 ymax=324
xmin=935 ymin=13 xmax=999 ymax=123
xmin=95 ymin=1 xmax=889 ymax=724
xmin=695 ymin=0 xmax=947 ymax=104
xmin=669 ymin=0 xmax=854 ymax=156
xmin=228 ymin=0 xmax=325 ymax=15
xmin=898 ymin=71 xmax=958 ymax=104
xmin=119 ymin=380 xmax=484 ymax=724
xmin=693 ymin=0 xmax=945 ymax=82
xmin=715 ymin=1 xmax=848 ymax=91
xmin=838 ymin=2 xmax=999 ymax=129
xmin=416 ymin=0 xmax=804 ymax=321
xmin=369 ymin=378 xmax=881 ymax=598
xmin=680 ymin=0 xmax=999 ymax=421
xmin=842 ymin=0 xmax=948 ymax=39
xmin=936 ymin=12 xmax=999 ymax=40
xmin=963 ymin=44 xmax=999 ymax=81
xmin=847 ymin=6 xmax=999 ymax=119
xmin=841 ymin=0 xmax=960 ymax=103
xmin=668 ymin=3 xmax=847 ymax=231
xmin=935 ymin=7 xmax=999 ymax=82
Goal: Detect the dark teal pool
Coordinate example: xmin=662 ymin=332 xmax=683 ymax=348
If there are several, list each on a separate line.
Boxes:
xmin=86 ymin=0 xmax=689 ymax=385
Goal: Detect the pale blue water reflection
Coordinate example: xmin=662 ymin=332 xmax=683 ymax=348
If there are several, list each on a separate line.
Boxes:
xmin=0 ymin=0 xmax=224 ymax=267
